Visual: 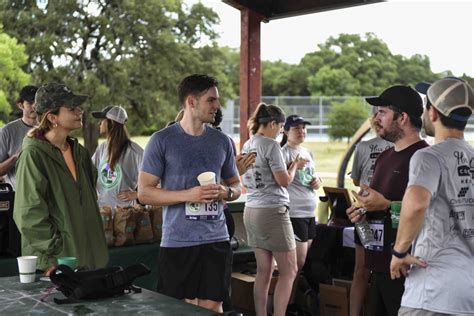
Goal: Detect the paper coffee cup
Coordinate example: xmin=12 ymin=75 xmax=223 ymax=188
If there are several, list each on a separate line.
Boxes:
xmin=17 ymin=256 xmax=38 ymax=283
xmin=197 ymin=171 xmax=216 ymax=185
xmin=58 ymin=256 xmax=77 ymax=269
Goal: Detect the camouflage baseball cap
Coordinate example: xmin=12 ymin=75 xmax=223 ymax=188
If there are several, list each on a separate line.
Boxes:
xmin=34 ymin=83 xmax=88 ymax=114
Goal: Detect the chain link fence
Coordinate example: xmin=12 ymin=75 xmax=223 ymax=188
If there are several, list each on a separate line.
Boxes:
xmin=221 ymin=96 xmax=474 ymax=140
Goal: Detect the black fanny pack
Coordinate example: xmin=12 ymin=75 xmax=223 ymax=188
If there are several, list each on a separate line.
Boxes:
xmin=50 ymin=263 xmax=150 ymax=304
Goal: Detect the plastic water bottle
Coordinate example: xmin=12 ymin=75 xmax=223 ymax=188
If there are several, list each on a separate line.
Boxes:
xmin=354 ymin=208 xmax=375 ymax=248
xmin=317 ymin=196 xmax=329 ymax=224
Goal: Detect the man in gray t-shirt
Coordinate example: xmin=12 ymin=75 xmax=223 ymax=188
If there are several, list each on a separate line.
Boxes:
xmin=351 ymin=136 xmax=393 ymax=187
xmin=138 ymin=74 xmax=241 ymax=313
xmin=0 ymin=85 xmax=38 ymax=189
xmin=390 ymin=77 xmax=474 ymax=315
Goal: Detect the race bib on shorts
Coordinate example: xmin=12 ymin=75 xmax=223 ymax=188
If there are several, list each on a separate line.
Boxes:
xmin=185 ymin=201 xmax=222 ymax=221
xmin=367 ymin=219 xmax=384 ymax=251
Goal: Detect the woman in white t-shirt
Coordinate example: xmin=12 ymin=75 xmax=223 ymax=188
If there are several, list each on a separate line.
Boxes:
xmin=280 ymin=115 xmax=321 ymax=273
xmin=91 ymin=105 xmax=143 ymax=208
xmin=241 ymin=103 xmax=307 ymax=316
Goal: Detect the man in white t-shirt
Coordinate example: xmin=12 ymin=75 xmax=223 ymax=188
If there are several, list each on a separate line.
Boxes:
xmin=390 ymin=77 xmax=474 ymax=315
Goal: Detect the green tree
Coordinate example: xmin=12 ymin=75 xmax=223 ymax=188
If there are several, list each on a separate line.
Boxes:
xmin=327 ymin=98 xmax=369 ymax=142
xmin=393 ymin=54 xmax=439 ymax=86
xmin=262 ymin=60 xmax=310 ymax=96
xmin=0 ymin=25 xmax=30 ymax=125
xmin=302 ymin=33 xmax=398 ymax=96
xmin=308 ymin=66 xmax=360 ymax=96
xmin=0 ymin=0 xmax=221 ymax=152
xmin=218 ymin=46 xmax=240 ymax=99
xmin=263 ymin=33 xmax=454 ymax=98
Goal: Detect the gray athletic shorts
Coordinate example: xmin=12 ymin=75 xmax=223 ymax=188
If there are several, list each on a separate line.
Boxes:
xmin=243 ymin=205 xmax=296 ymax=252
xmin=398 ymin=306 xmax=451 ymax=316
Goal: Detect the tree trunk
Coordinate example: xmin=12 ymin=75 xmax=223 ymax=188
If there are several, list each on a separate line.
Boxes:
xmin=82 ymin=114 xmax=99 ymax=155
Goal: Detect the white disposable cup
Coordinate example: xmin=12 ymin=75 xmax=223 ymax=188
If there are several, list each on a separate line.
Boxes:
xmin=197 ymin=171 xmax=216 ymax=185
xmin=17 ymin=256 xmax=38 ymax=283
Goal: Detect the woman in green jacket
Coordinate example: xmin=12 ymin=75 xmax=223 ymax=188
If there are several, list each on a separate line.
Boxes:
xmin=14 ymin=83 xmax=108 ymax=275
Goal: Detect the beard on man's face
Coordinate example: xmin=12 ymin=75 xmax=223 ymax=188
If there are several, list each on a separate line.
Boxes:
xmin=379 ymin=120 xmax=404 ymax=143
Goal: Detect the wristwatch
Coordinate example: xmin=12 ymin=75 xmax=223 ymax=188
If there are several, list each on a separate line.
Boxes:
xmin=227 ymin=187 xmax=234 ymax=200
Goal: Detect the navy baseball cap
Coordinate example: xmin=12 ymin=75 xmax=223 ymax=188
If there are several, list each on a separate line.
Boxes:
xmin=284 ymin=115 xmax=311 ymax=131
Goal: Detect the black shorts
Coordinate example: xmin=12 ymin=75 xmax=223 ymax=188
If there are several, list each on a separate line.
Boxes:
xmin=290 ymin=217 xmax=316 ymax=242
xmin=157 ymin=241 xmax=232 ymax=302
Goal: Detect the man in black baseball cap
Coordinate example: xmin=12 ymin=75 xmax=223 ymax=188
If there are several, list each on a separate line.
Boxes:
xmin=347 ymin=84 xmax=429 ymax=315
xmin=17 ymin=85 xmax=38 ymax=104
xmin=365 ymin=85 xmax=423 ymax=142
xmin=0 ymin=85 xmax=38 ymax=188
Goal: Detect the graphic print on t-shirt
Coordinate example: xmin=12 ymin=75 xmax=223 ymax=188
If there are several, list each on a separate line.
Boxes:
xmin=98 ymin=161 xmax=122 ymax=190
xmin=450 ymin=150 xmax=473 ymax=237
xmin=367 ymin=143 xmax=392 ymax=184
xmin=454 ymin=151 xmax=472 ymax=198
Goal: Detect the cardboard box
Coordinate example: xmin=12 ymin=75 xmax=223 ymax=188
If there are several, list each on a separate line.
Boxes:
xmin=333 ymin=278 xmax=352 ymax=292
xmin=320 ymin=283 xmax=349 ymax=316
xmin=231 ymin=272 xmax=278 ymax=312
xmin=327 ymin=279 xmax=372 ymax=316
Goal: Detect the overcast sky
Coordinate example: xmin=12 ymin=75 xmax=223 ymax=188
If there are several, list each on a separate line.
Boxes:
xmin=197 ymin=0 xmax=473 ymax=77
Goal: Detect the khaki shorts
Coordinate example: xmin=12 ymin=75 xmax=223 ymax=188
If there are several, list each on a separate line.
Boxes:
xmin=243 ymin=206 xmax=296 ymax=252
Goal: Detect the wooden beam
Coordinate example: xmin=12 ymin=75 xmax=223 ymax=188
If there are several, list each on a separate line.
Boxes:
xmin=239 ymin=8 xmax=262 ymax=148
xmin=224 ymin=0 xmax=384 ymax=20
